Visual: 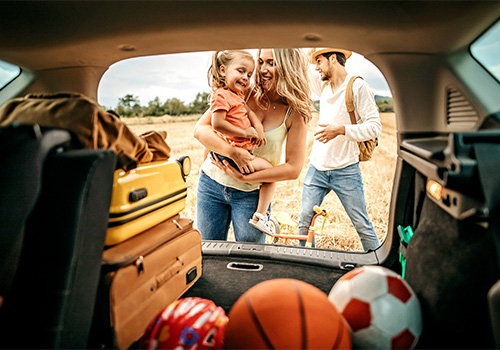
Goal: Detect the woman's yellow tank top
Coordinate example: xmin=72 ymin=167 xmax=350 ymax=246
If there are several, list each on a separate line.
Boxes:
xmin=201 ymin=107 xmax=291 ymax=192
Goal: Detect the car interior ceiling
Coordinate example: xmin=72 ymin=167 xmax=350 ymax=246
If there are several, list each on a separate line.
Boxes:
xmin=1 ymin=2 xmax=499 ymax=68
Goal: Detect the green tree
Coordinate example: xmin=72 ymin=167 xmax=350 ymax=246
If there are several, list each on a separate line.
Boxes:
xmin=117 ymin=94 xmax=141 ymax=117
xmin=145 ymin=96 xmax=164 ymax=116
xmin=163 ymin=98 xmax=186 ymax=116
xmin=112 ymin=91 xmax=214 ymax=117
xmin=115 ymin=104 xmax=126 ymax=116
xmin=118 ymin=94 xmax=139 ymax=108
xmin=132 ymin=103 xmax=143 ymax=117
xmin=376 ymin=98 xmax=394 ymax=112
xmin=188 ymin=92 xmax=210 ymax=114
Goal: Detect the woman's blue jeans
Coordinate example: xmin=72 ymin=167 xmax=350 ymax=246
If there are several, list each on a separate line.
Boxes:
xmin=196 ymin=171 xmax=266 ymax=243
xmin=298 ymin=163 xmax=380 ymax=251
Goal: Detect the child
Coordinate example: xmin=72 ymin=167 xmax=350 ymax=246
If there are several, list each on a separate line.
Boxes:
xmin=207 ymin=50 xmax=275 ymax=236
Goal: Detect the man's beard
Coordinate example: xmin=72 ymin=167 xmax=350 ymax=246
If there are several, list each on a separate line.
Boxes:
xmin=320 ymin=70 xmax=332 ymax=81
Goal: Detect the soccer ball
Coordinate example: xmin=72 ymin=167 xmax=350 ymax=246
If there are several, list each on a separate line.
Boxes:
xmin=328 ymin=266 xmax=422 ymax=349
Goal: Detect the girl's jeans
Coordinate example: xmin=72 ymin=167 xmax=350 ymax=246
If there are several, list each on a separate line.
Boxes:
xmin=298 ymin=163 xmax=380 ymax=251
xmin=196 ymin=171 xmax=265 ymax=243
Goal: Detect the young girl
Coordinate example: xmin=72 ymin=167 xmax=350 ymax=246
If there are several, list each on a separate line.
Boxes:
xmin=207 ymin=50 xmax=275 ymax=236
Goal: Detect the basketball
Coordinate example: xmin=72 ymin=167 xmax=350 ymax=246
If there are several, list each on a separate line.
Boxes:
xmin=223 ymin=278 xmax=351 ymax=349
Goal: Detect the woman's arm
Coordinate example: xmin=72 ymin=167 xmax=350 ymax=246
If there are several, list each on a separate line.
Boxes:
xmin=218 ymin=111 xmax=307 ymax=183
xmin=193 ymin=109 xmax=256 ymax=171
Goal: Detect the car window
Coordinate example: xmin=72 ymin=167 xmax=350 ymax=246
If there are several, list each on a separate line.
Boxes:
xmin=470 ymin=19 xmax=500 ymax=82
xmin=98 ymin=50 xmax=395 ymax=253
xmin=0 ymin=59 xmax=21 ymax=90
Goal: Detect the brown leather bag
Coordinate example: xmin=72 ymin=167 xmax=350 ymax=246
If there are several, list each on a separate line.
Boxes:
xmin=0 ymin=92 xmax=171 ymax=170
xmin=345 ymin=76 xmax=378 ymax=161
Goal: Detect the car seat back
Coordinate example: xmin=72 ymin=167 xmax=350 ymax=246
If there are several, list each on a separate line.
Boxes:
xmin=0 ymin=124 xmax=71 ymax=297
xmin=0 ymin=125 xmax=116 ymax=349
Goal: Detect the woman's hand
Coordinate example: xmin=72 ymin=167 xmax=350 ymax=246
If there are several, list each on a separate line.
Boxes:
xmin=227 ymin=147 xmax=255 ymax=173
xmin=211 ymin=153 xmax=250 ymax=180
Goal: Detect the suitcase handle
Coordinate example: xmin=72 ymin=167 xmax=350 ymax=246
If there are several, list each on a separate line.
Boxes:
xmin=155 ymin=258 xmax=183 ymax=290
xmin=129 ymin=188 xmax=148 ymax=202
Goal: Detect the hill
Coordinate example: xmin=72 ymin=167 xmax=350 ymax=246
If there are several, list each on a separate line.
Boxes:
xmin=375 ymin=95 xmax=392 ymax=102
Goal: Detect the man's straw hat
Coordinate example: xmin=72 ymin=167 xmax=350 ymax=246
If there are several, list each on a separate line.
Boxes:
xmin=310 ymin=48 xmax=352 ymax=63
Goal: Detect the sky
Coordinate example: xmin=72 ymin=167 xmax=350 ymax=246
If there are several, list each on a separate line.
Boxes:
xmin=97 ymin=50 xmax=392 ymax=109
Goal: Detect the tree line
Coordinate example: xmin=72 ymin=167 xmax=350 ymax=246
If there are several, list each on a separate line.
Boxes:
xmin=313 ymin=96 xmax=394 ymax=113
xmin=375 ymin=97 xmax=394 ymax=113
xmin=109 ymin=92 xmax=210 ymax=118
xmin=108 ymin=91 xmax=393 ymax=118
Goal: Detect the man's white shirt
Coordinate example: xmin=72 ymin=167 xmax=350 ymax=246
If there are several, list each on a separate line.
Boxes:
xmin=309 ymin=72 xmax=382 ymax=170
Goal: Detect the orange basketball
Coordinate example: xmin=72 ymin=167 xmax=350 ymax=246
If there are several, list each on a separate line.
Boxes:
xmin=223 ymin=278 xmax=351 ymax=349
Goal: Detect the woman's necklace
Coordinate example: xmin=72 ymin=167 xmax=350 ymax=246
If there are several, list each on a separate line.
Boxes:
xmin=267 ymin=93 xmax=282 ymax=111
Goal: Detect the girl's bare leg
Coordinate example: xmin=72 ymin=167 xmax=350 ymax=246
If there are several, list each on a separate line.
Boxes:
xmin=248 ymin=157 xmax=277 ymax=235
xmin=256 ymin=182 xmax=277 ymax=215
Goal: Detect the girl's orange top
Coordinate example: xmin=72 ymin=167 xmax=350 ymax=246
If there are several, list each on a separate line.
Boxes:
xmin=210 ymin=88 xmax=254 ymax=150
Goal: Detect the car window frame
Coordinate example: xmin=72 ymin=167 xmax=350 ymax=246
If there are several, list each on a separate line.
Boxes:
xmin=470 ymin=19 xmax=500 ymax=84
xmin=0 ymin=59 xmax=22 ymax=91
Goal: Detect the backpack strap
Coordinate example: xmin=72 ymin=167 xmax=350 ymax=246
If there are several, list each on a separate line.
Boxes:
xmin=345 ymin=76 xmax=363 ymax=125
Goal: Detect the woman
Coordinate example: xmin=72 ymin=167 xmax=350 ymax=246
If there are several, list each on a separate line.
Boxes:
xmin=193 ymin=48 xmax=313 ymax=243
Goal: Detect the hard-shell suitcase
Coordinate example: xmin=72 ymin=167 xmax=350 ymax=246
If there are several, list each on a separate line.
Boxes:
xmin=92 ymin=215 xmax=202 ymax=349
xmin=106 ymin=158 xmax=189 ymax=246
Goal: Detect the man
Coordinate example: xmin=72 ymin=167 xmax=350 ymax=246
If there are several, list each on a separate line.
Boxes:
xmin=298 ymin=48 xmax=381 ymax=251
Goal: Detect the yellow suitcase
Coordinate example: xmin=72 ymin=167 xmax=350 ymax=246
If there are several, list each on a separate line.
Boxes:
xmin=106 ymin=156 xmax=191 ymax=246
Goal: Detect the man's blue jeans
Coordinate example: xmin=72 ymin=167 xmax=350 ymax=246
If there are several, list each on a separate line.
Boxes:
xmin=196 ymin=171 xmax=266 ymax=243
xmin=298 ymin=163 xmax=380 ymax=251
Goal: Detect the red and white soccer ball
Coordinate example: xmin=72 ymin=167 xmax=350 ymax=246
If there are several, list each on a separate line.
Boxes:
xmin=328 ymin=266 xmax=422 ymax=349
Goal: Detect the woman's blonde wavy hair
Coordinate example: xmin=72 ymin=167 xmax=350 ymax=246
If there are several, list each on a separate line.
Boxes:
xmin=254 ymin=48 xmax=313 ymax=123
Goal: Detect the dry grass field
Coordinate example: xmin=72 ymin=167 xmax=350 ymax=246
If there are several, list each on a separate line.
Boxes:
xmin=126 ymin=112 xmax=397 ymax=252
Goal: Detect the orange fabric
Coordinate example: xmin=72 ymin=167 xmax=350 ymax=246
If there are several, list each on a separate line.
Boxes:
xmin=210 ymin=88 xmax=254 ymax=150
xmin=0 ymin=92 xmax=171 ymax=170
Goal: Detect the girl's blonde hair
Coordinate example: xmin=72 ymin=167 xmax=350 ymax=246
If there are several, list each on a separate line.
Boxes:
xmin=254 ymin=48 xmax=313 ymax=123
xmin=208 ymin=50 xmax=254 ymax=89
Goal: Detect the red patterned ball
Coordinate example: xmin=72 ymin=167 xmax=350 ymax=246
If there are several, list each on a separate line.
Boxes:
xmin=328 ymin=266 xmax=422 ymax=349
